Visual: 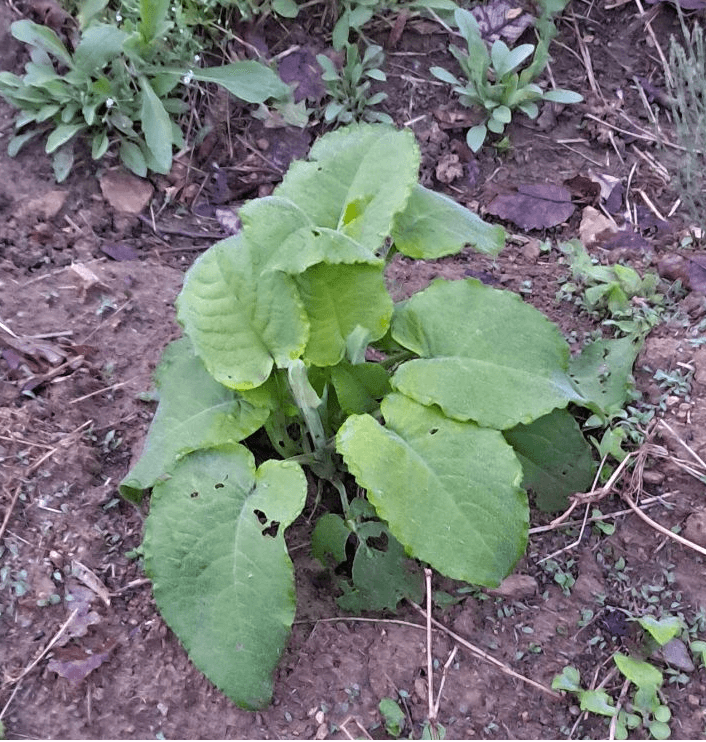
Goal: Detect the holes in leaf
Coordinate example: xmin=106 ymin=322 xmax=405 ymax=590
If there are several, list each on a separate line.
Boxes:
xmin=190 ymin=491 xmax=199 ymax=498
xmin=214 ymin=482 xmax=224 ymax=489
xmin=262 ymin=521 xmax=280 ymax=538
xmin=429 ymin=427 xmax=439 ymax=435
xmin=365 ymin=531 xmax=388 ymax=553
xmin=253 ymin=509 xmax=268 ymax=525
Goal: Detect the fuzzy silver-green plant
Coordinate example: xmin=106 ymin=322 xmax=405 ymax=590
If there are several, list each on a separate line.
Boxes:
xmin=667 ymin=16 xmax=706 ymax=231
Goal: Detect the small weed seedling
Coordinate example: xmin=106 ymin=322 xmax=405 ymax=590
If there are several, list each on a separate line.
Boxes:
xmin=558 ymin=240 xmax=663 ymax=334
xmin=0 ymin=1 xmax=290 ymax=180
xmin=120 ymin=124 xmax=642 ymax=709
xmin=317 ymin=43 xmax=392 ymax=125
xmin=554 ymin=614 xmax=702 ymax=739
xmin=431 ymin=8 xmax=582 ymax=151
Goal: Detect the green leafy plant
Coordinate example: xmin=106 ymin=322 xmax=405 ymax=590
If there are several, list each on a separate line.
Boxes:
xmin=219 ymin=0 xmax=300 ymax=20
xmin=379 ymin=697 xmax=406 ymax=737
xmin=558 ymin=240 xmax=663 ymax=334
xmin=331 ymin=0 xmax=458 ymax=50
xmin=431 ymin=7 xmax=582 ymax=152
xmin=119 ymin=124 xmax=638 ymax=709
xmin=553 ymin=614 xmax=702 ymax=739
xmin=317 ymin=42 xmax=392 ymax=125
xmin=0 ymin=0 xmax=290 ymax=180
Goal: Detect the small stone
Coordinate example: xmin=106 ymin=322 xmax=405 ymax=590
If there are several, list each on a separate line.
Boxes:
xmin=26 ymin=190 xmax=68 ymax=220
xmin=488 ymin=573 xmax=538 ymax=600
xmin=659 ymin=638 xmax=695 ymax=672
xmin=99 ymin=169 xmax=154 ymax=214
xmin=522 ymin=239 xmax=541 ymax=262
xmin=684 ymin=510 xmax=706 ymax=547
xmin=642 ymin=470 xmax=665 ymax=485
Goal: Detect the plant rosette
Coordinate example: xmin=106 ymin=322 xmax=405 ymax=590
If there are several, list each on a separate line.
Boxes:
xmin=120 ymin=123 xmax=640 ymax=709
xmin=431 ymin=7 xmax=582 ymax=151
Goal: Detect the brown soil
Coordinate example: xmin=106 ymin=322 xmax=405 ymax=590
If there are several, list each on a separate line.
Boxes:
xmin=1 ymin=0 xmax=706 ymax=739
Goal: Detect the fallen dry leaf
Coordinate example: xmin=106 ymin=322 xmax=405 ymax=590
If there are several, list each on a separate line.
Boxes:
xmin=215 ymin=208 xmax=241 ymax=235
xmin=47 ymin=639 xmax=117 ymax=683
xmin=472 ymin=0 xmax=534 ymax=45
xmin=646 ymin=0 xmax=706 ymax=9
xmin=601 ymin=230 xmax=651 ymax=253
xmin=488 ymin=573 xmax=538 ymax=599
xmin=579 ymin=206 xmax=617 ymax=246
xmin=99 ymin=170 xmax=154 ymax=214
xmin=23 ymin=190 xmax=68 ymax=221
xmin=278 ymin=47 xmax=326 ymax=102
xmin=435 ymin=153 xmax=465 ymax=184
xmin=100 ymin=242 xmax=139 ymax=261
xmin=434 ymin=106 xmax=478 ymax=129
xmin=486 ymin=184 xmax=575 ymax=230
xmin=564 ymin=174 xmax=601 ymax=206
xmin=657 ymin=253 xmax=706 ymax=293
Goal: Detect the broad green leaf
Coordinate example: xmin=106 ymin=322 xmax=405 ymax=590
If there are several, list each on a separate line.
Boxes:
xmin=430 ymin=66 xmax=462 ymax=86
xmin=295 ymin=263 xmax=392 ymax=367
xmin=466 ymin=124 xmax=487 ymax=152
xmin=543 ymin=89 xmax=583 ymax=104
xmin=52 ymin=144 xmax=74 ymax=182
xmin=177 ymin=236 xmax=308 ymax=390
xmin=613 ymin=653 xmax=663 ymax=689
xmin=552 ymin=665 xmax=581 ymax=692
xmin=119 ymin=139 xmax=147 ymax=177
xmin=455 ymin=8 xmax=481 ymax=49
xmin=73 ymin=23 xmax=128 ymax=70
xmin=637 ymin=615 xmax=684 ymax=646
xmin=391 ymin=279 xmax=581 ymax=430
xmin=78 ymin=0 xmax=110 ymax=29
xmin=45 ymin=123 xmax=85 ymax=153
xmin=119 ymin=339 xmax=271 ymax=502
xmin=240 ymin=196 xmax=380 ymax=275
xmin=336 ymin=394 xmax=527 ymax=586
xmin=311 ymin=513 xmax=351 ymax=566
xmin=579 ymin=689 xmax=617 ymax=716
xmin=91 ymin=130 xmax=109 ymax=159
xmin=329 ymin=360 xmax=391 ymax=415
xmin=379 ymin=698 xmax=406 ymax=738
xmin=391 ymin=184 xmax=505 ymax=259
xmin=140 ymin=77 xmax=173 ymax=174
xmin=491 ymin=41 xmax=534 ymax=78
xmin=275 ymin=124 xmax=419 ymax=253
xmin=139 ymin=0 xmax=170 ymax=44
xmin=272 ymin=0 xmax=299 ymax=17
xmin=519 ymin=101 xmax=539 ymax=118
xmin=487 ymin=116 xmax=506 ymax=134
xmin=690 ymin=640 xmax=706 ymax=667
xmin=8 ymin=129 xmax=42 ymax=157
xmin=568 ymin=335 xmax=642 ymax=420
xmin=491 ymin=104 xmax=512 ymax=124
xmin=648 ymin=720 xmax=671 ymax=740
xmin=144 ymin=444 xmax=307 ymax=709
xmin=503 ymin=408 xmax=595 ymax=512
xmin=11 ymin=20 xmax=73 ymax=67
xmin=192 ymin=63 xmax=290 ymax=104
xmin=337 ymin=523 xmax=423 ymax=612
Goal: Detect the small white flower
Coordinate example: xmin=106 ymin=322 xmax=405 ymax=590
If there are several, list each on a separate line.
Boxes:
xmin=193 ymin=54 xmax=201 ymax=63
xmin=115 ymin=12 xmax=122 ymax=21
xmin=182 ymin=70 xmax=194 ymax=85
xmin=106 ymin=98 xmax=114 ymax=108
